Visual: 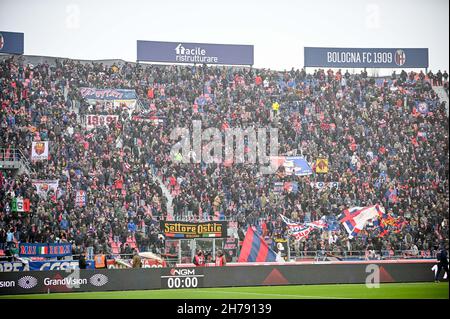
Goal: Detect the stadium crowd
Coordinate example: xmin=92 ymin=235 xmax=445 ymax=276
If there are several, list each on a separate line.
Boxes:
xmin=0 ymin=54 xmax=449 ymax=261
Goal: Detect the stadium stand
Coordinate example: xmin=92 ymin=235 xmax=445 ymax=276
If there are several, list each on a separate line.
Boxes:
xmin=0 ymin=55 xmax=448 ymax=261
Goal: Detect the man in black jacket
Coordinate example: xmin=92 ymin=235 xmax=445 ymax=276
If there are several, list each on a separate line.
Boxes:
xmin=435 ymin=245 xmax=448 ymax=282
xmin=79 ymin=251 xmax=87 ymax=270
xmin=436 ymin=70 xmax=443 ymax=86
xmin=443 ymin=70 xmax=448 ymax=83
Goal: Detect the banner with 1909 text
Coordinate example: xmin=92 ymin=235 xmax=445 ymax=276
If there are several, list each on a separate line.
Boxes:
xmin=85 ymin=114 xmax=119 ymax=130
xmin=304 ymin=47 xmax=428 ymax=68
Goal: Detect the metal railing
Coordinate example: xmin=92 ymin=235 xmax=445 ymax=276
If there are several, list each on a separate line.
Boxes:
xmin=0 ymin=148 xmax=34 ymax=174
xmin=0 ymin=148 xmax=21 ymax=162
xmin=1 ymin=248 xmax=437 ymax=263
xmin=288 ymin=249 xmax=437 ymax=261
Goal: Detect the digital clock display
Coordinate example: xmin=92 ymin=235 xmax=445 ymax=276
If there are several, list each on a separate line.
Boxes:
xmin=161 ymin=268 xmax=204 ymax=289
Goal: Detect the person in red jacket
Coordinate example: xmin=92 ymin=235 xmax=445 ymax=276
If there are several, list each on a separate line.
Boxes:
xmin=192 ymin=249 xmax=206 ymax=267
xmin=215 ymin=250 xmax=227 ymax=267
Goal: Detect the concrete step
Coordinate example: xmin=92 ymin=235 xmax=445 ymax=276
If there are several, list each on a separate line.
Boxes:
xmin=433 ymin=85 xmax=449 ymax=117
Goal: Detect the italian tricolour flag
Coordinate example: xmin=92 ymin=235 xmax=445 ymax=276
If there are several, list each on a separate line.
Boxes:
xmin=11 ymin=198 xmax=30 ymax=212
xmin=39 ymin=246 xmax=49 ymax=255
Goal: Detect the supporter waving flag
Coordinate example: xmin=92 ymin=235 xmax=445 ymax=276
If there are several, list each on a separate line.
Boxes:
xmin=306 ymin=219 xmax=328 ymax=229
xmin=279 ymin=214 xmax=326 ymax=240
xmin=238 ymin=226 xmax=283 ymax=262
xmin=338 ymin=205 xmax=385 ymax=239
xmin=375 ymin=213 xmax=408 ymax=237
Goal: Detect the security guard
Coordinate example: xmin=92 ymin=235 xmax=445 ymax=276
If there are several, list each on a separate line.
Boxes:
xmin=94 ymin=254 xmax=106 ymax=269
xmin=435 ymin=245 xmax=449 ymax=282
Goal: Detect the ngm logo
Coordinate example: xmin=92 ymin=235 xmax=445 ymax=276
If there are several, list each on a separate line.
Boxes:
xmin=174 ymin=44 xmax=218 ymax=64
xmin=169 ymin=268 xmax=196 ymax=276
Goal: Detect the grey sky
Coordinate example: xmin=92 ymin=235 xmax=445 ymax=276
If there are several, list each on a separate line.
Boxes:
xmin=0 ymin=0 xmax=448 ymax=74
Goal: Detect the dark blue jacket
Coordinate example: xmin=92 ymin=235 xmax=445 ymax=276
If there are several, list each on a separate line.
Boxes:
xmin=437 ymin=249 xmax=448 ymax=264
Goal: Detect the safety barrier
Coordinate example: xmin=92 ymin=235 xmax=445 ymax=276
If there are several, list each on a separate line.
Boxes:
xmin=0 ymin=259 xmax=446 ymax=295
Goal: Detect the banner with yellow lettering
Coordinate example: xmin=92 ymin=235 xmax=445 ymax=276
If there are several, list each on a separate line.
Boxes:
xmin=160 ymin=221 xmax=228 ymax=238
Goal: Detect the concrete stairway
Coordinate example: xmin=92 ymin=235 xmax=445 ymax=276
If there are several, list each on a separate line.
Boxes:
xmin=0 ymin=148 xmax=34 ymax=176
xmin=433 ymin=85 xmax=449 ymax=117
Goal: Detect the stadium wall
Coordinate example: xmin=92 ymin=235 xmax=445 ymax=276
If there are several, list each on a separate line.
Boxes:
xmin=0 ymin=260 xmax=445 ymax=295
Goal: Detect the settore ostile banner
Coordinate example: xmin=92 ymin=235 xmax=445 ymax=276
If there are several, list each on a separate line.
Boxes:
xmin=137 ymin=40 xmax=254 ymax=66
xmin=0 ymin=31 xmax=24 ymax=55
xmin=304 ymin=47 xmax=429 ymax=68
xmin=161 ymin=221 xmax=228 ymax=238
xmin=19 ymin=243 xmax=72 ymax=257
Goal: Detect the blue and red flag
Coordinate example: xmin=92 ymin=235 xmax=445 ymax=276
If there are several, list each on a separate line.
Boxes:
xmin=75 ymin=190 xmax=87 ymax=207
xmin=384 ymin=187 xmax=398 ymax=203
xmin=238 ymin=226 xmax=282 ymax=262
xmin=338 ymin=205 xmax=385 ymax=239
xmin=375 ymin=213 xmax=408 ymax=237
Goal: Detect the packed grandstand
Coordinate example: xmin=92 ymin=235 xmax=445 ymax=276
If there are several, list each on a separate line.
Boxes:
xmin=0 ymin=54 xmax=449 ymax=267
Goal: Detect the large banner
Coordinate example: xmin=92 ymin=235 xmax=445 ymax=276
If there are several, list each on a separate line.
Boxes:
xmin=0 ymin=31 xmax=24 ymax=55
xmin=137 ymin=40 xmax=254 ymax=65
xmin=0 ymin=261 xmax=94 ymax=272
xmin=79 ymin=88 xmax=137 ymax=100
xmin=304 ymin=47 xmax=429 ymax=68
xmin=85 ymin=114 xmax=119 ymax=130
xmin=31 ymin=180 xmax=59 ymax=199
xmin=28 ymin=260 xmax=94 ymax=271
xmin=271 ymin=156 xmax=313 ymax=176
xmin=161 ymin=221 xmax=228 ymax=239
xmin=19 ymin=243 xmax=73 ymax=257
xmin=31 ymin=141 xmax=49 ymax=161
